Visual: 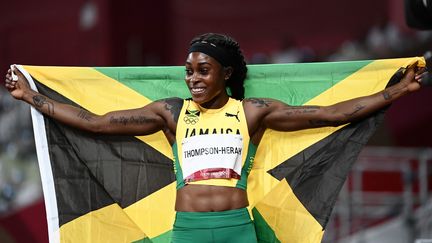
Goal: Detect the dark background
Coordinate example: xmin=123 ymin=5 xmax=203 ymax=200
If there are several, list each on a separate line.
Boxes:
xmin=0 ymin=0 xmax=431 ymax=242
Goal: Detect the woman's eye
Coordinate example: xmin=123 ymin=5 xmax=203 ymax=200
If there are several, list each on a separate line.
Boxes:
xmin=200 ymin=69 xmax=208 ymax=74
xmin=185 ymin=69 xmax=193 ymax=75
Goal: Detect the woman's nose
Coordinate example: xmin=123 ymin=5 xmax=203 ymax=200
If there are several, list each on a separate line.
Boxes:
xmin=190 ymin=73 xmax=199 ymax=83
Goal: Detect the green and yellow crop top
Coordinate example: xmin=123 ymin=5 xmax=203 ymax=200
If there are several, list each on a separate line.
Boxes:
xmin=172 ymin=98 xmax=257 ymax=190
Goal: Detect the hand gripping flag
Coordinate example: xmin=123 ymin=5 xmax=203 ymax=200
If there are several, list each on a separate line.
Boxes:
xmin=18 ymin=57 xmax=425 ymax=243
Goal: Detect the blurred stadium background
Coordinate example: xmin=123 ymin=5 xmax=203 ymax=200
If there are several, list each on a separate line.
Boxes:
xmin=0 ymin=0 xmax=431 ymax=242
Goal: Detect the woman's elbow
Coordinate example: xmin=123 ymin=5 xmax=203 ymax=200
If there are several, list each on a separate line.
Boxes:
xmin=81 ymin=117 xmax=109 ymax=134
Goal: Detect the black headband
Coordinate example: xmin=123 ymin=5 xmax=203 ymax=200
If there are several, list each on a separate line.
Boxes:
xmin=188 ymin=41 xmax=232 ymax=67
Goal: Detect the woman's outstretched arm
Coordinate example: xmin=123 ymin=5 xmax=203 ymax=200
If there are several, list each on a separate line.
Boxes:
xmin=244 ymin=66 xmax=427 ymax=140
xmin=4 ymin=66 xmax=181 ymax=137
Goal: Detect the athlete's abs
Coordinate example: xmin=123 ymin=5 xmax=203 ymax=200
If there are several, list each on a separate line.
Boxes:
xmin=175 ymin=184 xmax=248 ymax=212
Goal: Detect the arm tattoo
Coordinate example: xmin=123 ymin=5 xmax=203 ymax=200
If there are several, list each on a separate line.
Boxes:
xmin=284 ymin=106 xmax=320 ymax=116
xmin=343 ymin=104 xmax=365 ymax=117
xmin=309 ymin=104 xmax=365 ymax=126
xmin=246 ymin=98 xmax=272 ymax=108
xmin=382 ymin=91 xmax=391 ymax=100
xmin=77 ymin=109 xmax=93 ymax=122
xmin=161 ymin=98 xmax=182 ymax=122
xmin=383 ymin=87 xmax=405 ymax=101
xmin=109 ymin=116 xmax=157 ymax=125
xmin=32 ymin=95 xmax=54 ymax=115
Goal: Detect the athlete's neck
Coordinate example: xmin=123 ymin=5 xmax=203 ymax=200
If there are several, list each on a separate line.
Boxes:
xmin=199 ymin=92 xmax=229 ymax=109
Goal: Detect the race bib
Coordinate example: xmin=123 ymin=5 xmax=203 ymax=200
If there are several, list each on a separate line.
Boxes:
xmin=181 ymin=134 xmax=243 ymax=182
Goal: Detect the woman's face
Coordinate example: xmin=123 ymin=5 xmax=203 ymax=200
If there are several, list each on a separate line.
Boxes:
xmin=185 ymin=52 xmax=229 ymax=108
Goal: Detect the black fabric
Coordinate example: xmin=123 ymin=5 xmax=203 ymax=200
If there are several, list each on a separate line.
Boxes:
xmin=268 ymin=110 xmax=385 ymax=228
xmin=35 ymin=80 xmax=176 ymax=226
xmin=405 ymin=0 xmax=432 ymax=29
xmin=189 ymin=41 xmax=232 ymax=67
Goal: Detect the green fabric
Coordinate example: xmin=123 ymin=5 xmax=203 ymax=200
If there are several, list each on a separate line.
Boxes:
xmin=27 ymin=57 xmax=422 ymax=243
xmin=172 ymin=208 xmax=257 ymax=243
xmin=94 ymin=60 xmax=371 ymax=105
xmin=94 ymin=66 xmax=188 ymax=101
xmin=132 ymin=237 xmax=153 ymax=243
xmin=252 ymin=208 xmax=281 ymax=243
xmin=171 ymin=223 xmax=257 ymax=243
xmin=174 ymin=208 xmax=250 ymax=228
xmin=236 ymin=142 xmax=257 ymax=189
xmin=171 ymin=142 xmax=185 ymax=189
xmin=150 ymin=230 xmax=172 ymax=243
xmin=244 ymin=61 xmax=371 ymax=104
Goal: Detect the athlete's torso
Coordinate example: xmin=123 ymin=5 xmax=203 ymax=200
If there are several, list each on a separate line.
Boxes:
xmin=173 ymin=98 xmax=256 ymax=189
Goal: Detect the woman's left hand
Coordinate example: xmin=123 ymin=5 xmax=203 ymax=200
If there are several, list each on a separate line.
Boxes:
xmin=399 ymin=66 xmax=428 ymax=93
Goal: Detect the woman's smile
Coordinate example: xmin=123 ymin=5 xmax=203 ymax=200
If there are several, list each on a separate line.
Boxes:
xmin=190 ymin=86 xmax=206 ymax=95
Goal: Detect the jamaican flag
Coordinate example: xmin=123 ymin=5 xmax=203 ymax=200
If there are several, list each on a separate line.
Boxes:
xmin=19 ymin=57 xmax=424 ymax=243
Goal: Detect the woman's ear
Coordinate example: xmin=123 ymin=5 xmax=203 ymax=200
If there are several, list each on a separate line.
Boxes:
xmin=224 ymin=67 xmax=234 ymax=80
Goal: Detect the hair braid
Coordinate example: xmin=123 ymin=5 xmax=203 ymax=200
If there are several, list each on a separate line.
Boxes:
xmin=190 ymin=33 xmax=248 ymax=100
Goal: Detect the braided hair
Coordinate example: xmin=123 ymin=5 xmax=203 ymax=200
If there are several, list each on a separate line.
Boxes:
xmin=189 ymin=33 xmax=248 ymax=100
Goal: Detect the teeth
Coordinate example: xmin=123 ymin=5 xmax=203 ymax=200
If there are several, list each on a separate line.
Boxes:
xmin=191 ymin=87 xmax=205 ymax=93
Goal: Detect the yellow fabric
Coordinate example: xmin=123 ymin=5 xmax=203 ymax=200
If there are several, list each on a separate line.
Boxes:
xmin=255 ymin=179 xmax=324 ymax=243
xmin=248 ymin=57 xmax=425 ymax=242
xmin=247 ymin=57 xmax=425 ymax=208
xmin=124 ymin=182 xmax=177 ymax=238
xmin=23 ymin=66 xmax=173 ymax=158
xmin=24 ymin=65 xmax=177 ymax=240
xmin=60 ymin=204 xmax=146 ymax=243
xmin=24 ymin=57 xmax=426 ymax=243
xmin=175 ymin=98 xmax=250 ymax=188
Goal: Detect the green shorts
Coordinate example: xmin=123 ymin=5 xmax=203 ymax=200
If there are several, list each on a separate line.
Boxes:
xmin=171 ymin=208 xmax=257 ymax=243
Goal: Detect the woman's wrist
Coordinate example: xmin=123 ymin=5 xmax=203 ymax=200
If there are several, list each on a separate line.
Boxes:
xmin=382 ymin=83 xmax=409 ymax=102
xmin=22 ymin=89 xmax=38 ymax=103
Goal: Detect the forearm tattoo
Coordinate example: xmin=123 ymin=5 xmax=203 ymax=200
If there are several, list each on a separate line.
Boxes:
xmin=382 ymin=87 xmax=405 ymax=101
xmin=246 ymin=98 xmax=272 ymax=108
xmin=309 ymin=104 xmax=365 ymax=126
xmin=284 ymin=106 xmax=320 ymax=116
xmin=109 ymin=116 xmax=157 ymax=125
xmin=77 ymin=109 xmax=93 ymax=122
xmin=382 ymin=91 xmax=392 ymax=100
xmin=32 ymin=95 xmax=54 ymax=115
xmin=343 ymin=104 xmax=365 ymax=117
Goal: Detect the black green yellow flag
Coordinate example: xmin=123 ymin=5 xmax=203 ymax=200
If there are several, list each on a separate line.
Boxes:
xmin=19 ymin=57 xmax=425 ymax=243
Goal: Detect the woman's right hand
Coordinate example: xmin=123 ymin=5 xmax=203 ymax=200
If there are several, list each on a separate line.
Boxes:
xmin=4 ymin=65 xmax=31 ymax=100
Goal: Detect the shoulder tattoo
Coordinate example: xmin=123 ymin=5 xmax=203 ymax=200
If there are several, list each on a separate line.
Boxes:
xmin=160 ymin=97 xmax=183 ymax=122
